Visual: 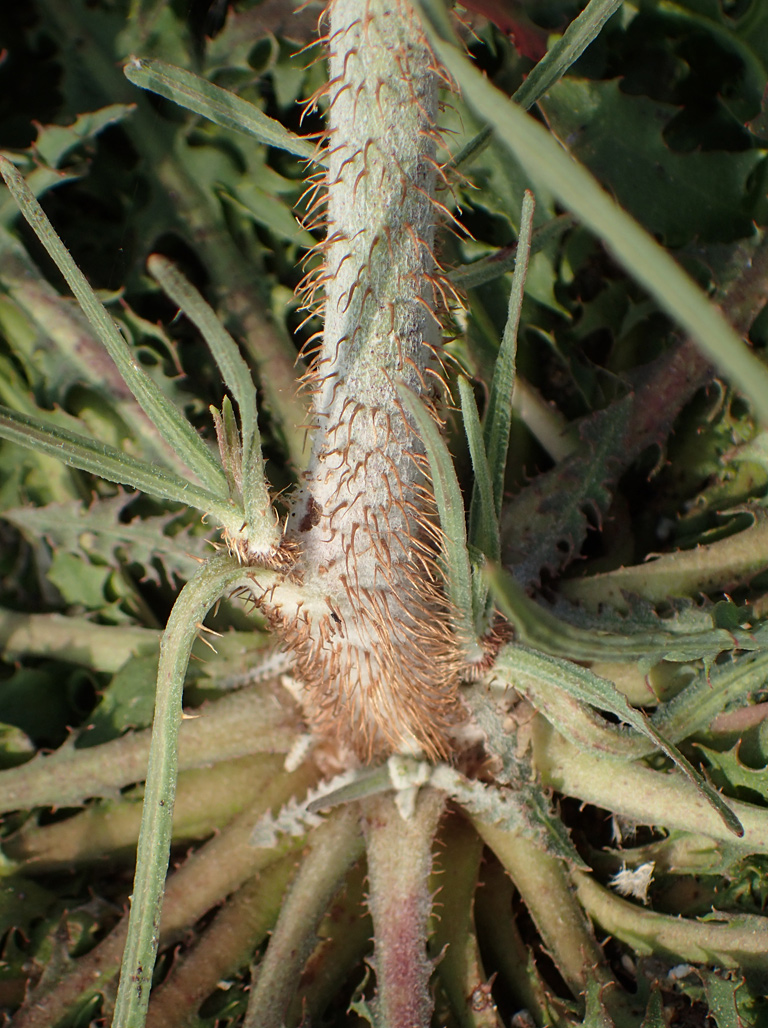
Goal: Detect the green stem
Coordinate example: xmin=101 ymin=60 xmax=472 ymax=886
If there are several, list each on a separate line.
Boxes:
xmin=0 ymin=685 xmax=299 ymax=814
xmin=431 ymin=814 xmax=500 ymax=1028
xmin=279 ymin=0 xmax=462 ymax=760
xmin=576 ymin=872 xmax=768 ymax=974
xmin=242 ymin=806 xmax=364 ymax=1028
xmin=7 ymin=754 xmax=285 ymax=871
xmin=12 ymin=761 xmax=318 ymax=1028
xmin=472 ymin=820 xmax=607 ymax=1002
xmin=285 ymin=862 xmax=371 ymax=1028
xmin=0 ymin=609 xmax=159 ymax=671
xmin=533 ymin=716 xmax=768 ymax=853
xmin=145 ymin=854 xmax=299 ymax=1028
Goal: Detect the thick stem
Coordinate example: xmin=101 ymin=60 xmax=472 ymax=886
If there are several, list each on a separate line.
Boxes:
xmin=472 ymin=821 xmax=607 ymax=1002
xmin=11 ymin=761 xmax=318 ymax=1028
xmin=242 ymin=805 xmax=365 ymax=1028
xmin=533 ymin=716 xmax=768 ymax=853
xmin=145 ymin=854 xmax=298 ymax=1028
xmin=576 ymin=872 xmax=768 ymax=974
xmin=364 ymin=788 xmax=445 ymax=1028
xmin=7 ymin=754 xmax=286 ymax=871
xmin=431 ymin=814 xmax=501 ymax=1028
xmin=272 ymin=0 xmax=461 ymax=761
xmin=0 ymin=686 xmax=299 ymax=814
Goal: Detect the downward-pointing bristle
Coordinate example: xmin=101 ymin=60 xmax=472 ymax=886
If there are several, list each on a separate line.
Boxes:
xmin=251 ymin=0 xmax=465 ymax=760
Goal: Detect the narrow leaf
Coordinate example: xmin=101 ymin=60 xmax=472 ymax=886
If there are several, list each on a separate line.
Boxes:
xmin=417 ymin=19 xmax=768 ymax=425
xmin=448 ymin=0 xmax=622 ymax=171
xmin=124 ymin=58 xmax=317 ymax=163
xmin=396 ymin=384 xmax=478 ymax=654
xmin=460 ymin=377 xmax=497 ymax=563
xmin=0 ymin=157 xmax=228 ymax=495
xmin=112 ymin=553 xmax=249 ymax=1027
xmin=148 ymin=255 xmax=257 ymax=443
xmin=147 ymin=255 xmax=278 ymax=550
xmin=513 ymin=0 xmax=624 ymax=111
xmin=459 ymin=376 xmax=497 ymax=633
xmin=494 ymin=644 xmax=744 ymax=838
xmin=0 ymin=405 xmax=242 ymax=534
xmin=483 ymin=189 xmax=535 ymax=520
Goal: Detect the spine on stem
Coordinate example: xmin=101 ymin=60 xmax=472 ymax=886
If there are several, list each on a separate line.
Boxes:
xmin=276 ymin=0 xmax=463 ymax=760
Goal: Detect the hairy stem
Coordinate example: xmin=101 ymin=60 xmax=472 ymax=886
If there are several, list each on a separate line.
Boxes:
xmin=145 ymin=854 xmax=298 ymax=1028
xmin=472 ymin=821 xmax=607 ymax=1002
xmin=12 ymin=761 xmax=317 ymax=1028
xmin=364 ymin=788 xmax=445 ymax=1028
xmin=267 ymin=0 xmax=461 ymax=760
xmin=243 ymin=805 xmax=364 ymax=1028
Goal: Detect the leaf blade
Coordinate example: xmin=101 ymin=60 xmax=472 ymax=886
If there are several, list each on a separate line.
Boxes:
xmin=147 ymin=255 xmax=279 ymax=551
xmin=0 ymin=157 xmax=228 ymax=496
xmin=0 ymin=405 xmax=242 ymax=534
xmin=396 ymin=384 xmax=478 ymax=655
xmin=124 ymin=58 xmax=318 ymax=163
xmin=112 ymin=553 xmax=248 ymax=1027
xmin=417 ymin=17 xmax=768 ymax=425
xmin=494 ymin=643 xmax=744 ymax=838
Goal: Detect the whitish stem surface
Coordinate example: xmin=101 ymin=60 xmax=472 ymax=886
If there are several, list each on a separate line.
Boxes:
xmin=259 ymin=0 xmax=463 ymax=760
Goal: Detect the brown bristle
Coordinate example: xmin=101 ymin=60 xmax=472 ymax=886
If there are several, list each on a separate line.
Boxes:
xmin=242 ymin=0 xmax=473 ymax=763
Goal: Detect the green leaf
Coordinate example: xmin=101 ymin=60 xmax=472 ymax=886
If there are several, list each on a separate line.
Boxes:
xmin=415 ymin=13 xmax=768 ymax=425
xmin=0 ymin=405 xmax=243 ymax=536
xmin=46 ymin=551 xmax=111 ymax=609
xmin=85 ymin=653 xmax=159 ymax=747
xmin=482 ymin=189 xmax=535 ymax=522
xmin=448 ymin=0 xmax=624 ymax=171
xmin=2 ymin=494 xmax=213 ymax=588
xmin=487 ymin=563 xmax=767 ymax=667
xmin=32 ymin=104 xmax=136 ymax=168
xmin=112 ymin=552 xmax=248 ymax=1028
xmin=459 ymin=376 xmax=497 ymax=555
xmin=123 ymin=58 xmax=318 ymax=163
xmin=0 ymin=157 xmax=228 ymax=497
xmin=513 ymin=0 xmax=624 ymax=112
xmin=221 ymin=182 xmax=316 ymax=248
xmin=458 ymin=376 xmax=497 ymax=633
xmin=147 ymin=255 xmax=279 ymax=554
xmin=500 ymin=397 xmax=632 ymax=585
xmin=449 ymin=213 xmax=575 ymax=290
xmin=562 ymin=510 xmax=768 ymax=612
xmin=697 ymin=743 xmax=768 ymax=803
xmin=539 ymin=78 xmax=766 ymax=247
xmin=0 ymin=105 xmax=135 ymax=225
xmin=396 ymin=385 xmax=478 ymax=656
xmin=494 ymin=643 xmax=744 ymax=838
xmin=701 ymin=970 xmax=745 ymax=1028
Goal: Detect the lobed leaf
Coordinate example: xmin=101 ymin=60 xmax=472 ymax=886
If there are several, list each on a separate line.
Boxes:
xmin=488 ymin=563 xmax=768 ymax=666
xmin=3 ymin=494 xmax=212 ymax=588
